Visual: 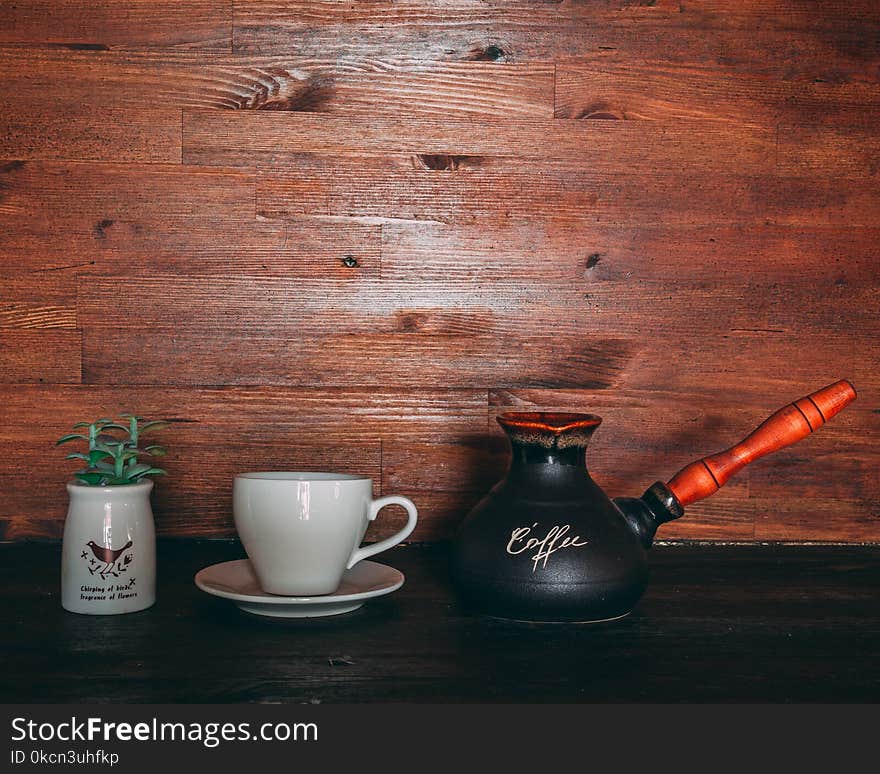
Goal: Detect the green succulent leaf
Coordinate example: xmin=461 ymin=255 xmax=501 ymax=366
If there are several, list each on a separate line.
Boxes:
xmin=139 ymin=421 xmax=170 ymax=435
xmin=88 ymin=449 xmax=112 ymax=465
xmin=132 ymin=467 xmax=166 ymax=479
xmin=99 ymin=423 xmax=129 ymax=433
xmin=143 ymin=445 xmax=167 ymax=457
xmin=65 ymin=452 xmax=90 ymax=462
xmin=94 ymin=441 xmax=122 ymax=456
xmin=74 ymin=472 xmax=106 ymax=486
xmin=124 ymin=463 xmax=154 ymax=478
xmin=56 ymin=434 xmax=88 ymax=446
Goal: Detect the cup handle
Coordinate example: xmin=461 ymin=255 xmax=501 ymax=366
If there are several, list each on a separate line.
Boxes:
xmin=346 ymin=496 xmax=418 ymax=569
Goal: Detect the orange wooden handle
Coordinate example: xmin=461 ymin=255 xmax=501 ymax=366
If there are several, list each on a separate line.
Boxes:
xmin=666 ymin=380 xmax=857 ymax=507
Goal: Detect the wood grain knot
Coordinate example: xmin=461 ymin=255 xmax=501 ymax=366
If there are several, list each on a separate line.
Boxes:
xmin=0 ymin=161 xmax=25 ymax=174
xmin=396 ymin=311 xmax=427 ymax=332
xmin=241 ymin=70 xmax=334 ymax=112
xmin=93 ymin=219 xmax=115 ymax=240
xmin=414 ymin=154 xmax=480 ymax=171
xmin=467 ymin=44 xmax=507 ymax=62
xmin=575 ymin=103 xmax=625 ymax=120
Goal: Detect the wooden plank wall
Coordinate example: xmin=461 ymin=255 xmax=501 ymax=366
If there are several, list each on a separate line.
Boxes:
xmin=0 ymin=0 xmax=877 ymax=543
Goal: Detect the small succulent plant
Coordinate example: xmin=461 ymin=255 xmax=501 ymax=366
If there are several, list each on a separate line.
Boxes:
xmin=56 ymin=414 xmax=169 ymax=486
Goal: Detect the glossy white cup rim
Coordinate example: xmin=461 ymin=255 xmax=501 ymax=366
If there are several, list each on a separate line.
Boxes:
xmin=235 ymin=471 xmax=370 ymax=482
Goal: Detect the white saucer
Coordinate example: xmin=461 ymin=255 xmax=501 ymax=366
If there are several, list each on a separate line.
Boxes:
xmin=194 ymin=559 xmax=404 ymax=618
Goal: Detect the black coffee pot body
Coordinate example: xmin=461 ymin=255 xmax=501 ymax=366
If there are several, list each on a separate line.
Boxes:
xmin=451 ymin=381 xmax=856 ymax=622
xmin=450 ymin=414 xmax=678 ymax=622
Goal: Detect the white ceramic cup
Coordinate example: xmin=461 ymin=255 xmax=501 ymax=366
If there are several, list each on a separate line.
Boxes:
xmin=233 ymin=472 xmax=418 ymax=596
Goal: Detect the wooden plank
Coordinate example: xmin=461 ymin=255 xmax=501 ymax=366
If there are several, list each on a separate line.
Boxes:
xmin=379 ymin=222 xmax=880 ymax=284
xmin=232 ymin=0 xmax=681 ymax=59
xmin=0 ymin=160 xmax=254 ymax=222
xmin=0 ymin=1 xmax=232 ymax=51
xmin=0 ymin=386 xmax=485 ymax=540
xmin=754 ymin=498 xmax=879 ymax=542
xmin=257 ymin=158 xmax=880 ymax=226
xmin=0 ymin=215 xmax=381 ymax=278
xmin=0 ymin=157 xmax=253 ymax=324
xmin=749 ymin=450 xmax=876 ymax=506
xmin=235 ymin=0 xmax=880 ymax=34
xmin=383 ymin=439 xmax=499 ymax=495
xmin=0 ymin=107 xmax=181 ymax=163
xmin=283 ymin=62 xmax=554 ymax=118
xmin=182 ymin=110 xmax=774 ymax=175
xmin=588 ymin=29 xmax=878 ymax=85
xmin=7 ymin=47 xmax=875 ymax=130
xmin=0 ymin=161 xmax=255 ymax=251
xmin=586 ymin=28 xmax=879 ymax=85
xmin=624 ymin=335 xmax=869 ymax=419
xmin=78 ymin=324 xmax=873 ymax=399
xmin=7 ymin=213 xmax=876 ymax=288
xmin=0 ymin=50 xmax=553 ymax=118
xmin=0 ymin=330 xmax=81 ymax=383
xmin=75 ymin=266 xmax=875 ymax=392
xmin=675 ymin=1 xmax=880 ymax=31
xmin=80 ymin=326 xmax=636 ymax=389
xmin=778 ymin=124 xmax=880 ymax=179
xmin=555 ymin=63 xmax=880 ymax=125
xmin=0 ymin=275 xmax=76 ymax=329
xmin=73 ymin=258 xmax=878 ymax=345
xmin=233 ymin=2 xmax=879 ymax=86
xmin=234 ymin=0 xmax=880 ymax=35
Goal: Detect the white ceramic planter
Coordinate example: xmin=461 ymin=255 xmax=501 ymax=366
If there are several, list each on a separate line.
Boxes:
xmin=61 ymin=480 xmax=156 ymax=615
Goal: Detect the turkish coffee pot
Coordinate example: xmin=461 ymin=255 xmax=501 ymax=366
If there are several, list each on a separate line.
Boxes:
xmin=451 ymin=380 xmax=856 ymax=622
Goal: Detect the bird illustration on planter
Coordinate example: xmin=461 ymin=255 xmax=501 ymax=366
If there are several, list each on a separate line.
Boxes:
xmin=84 ymin=539 xmax=133 ymax=579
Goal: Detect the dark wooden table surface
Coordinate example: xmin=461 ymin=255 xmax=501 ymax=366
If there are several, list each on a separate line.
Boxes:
xmin=1 ymin=541 xmax=877 ymax=703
